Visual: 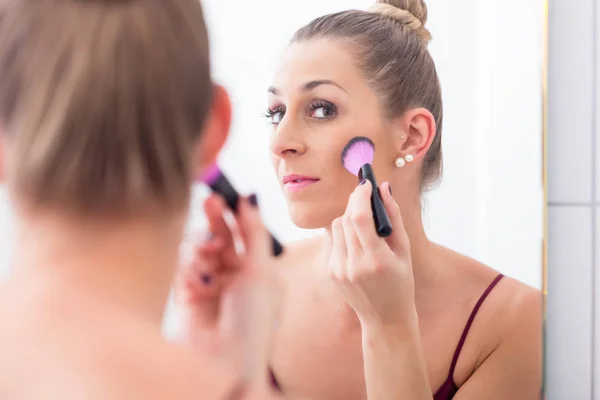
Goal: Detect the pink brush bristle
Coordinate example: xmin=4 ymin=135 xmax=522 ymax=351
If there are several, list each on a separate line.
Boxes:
xmin=198 ymin=163 xmax=222 ymax=185
xmin=341 ymin=136 xmax=375 ymax=176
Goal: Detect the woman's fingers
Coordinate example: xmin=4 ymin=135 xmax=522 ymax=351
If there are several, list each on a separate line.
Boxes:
xmin=342 ymin=184 xmax=364 ymax=260
xmin=204 ymin=194 xmax=235 ymax=247
xmin=236 ymin=195 xmax=271 ymax=269
xmin=347 ymin=180 xmax=384 ymax=257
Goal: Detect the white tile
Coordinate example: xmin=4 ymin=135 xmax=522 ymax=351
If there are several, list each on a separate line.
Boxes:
xmin=548 ymin=0 xmax=593 ymax=203
xmin=596 ymin=0 xmax=600 ymax=205
xmin=596 ymin=126 xmax=600 ymax=202
xmin=595 ymin=208 xmax=600 ymax=400
xmin=546 ymin=206 xmax=593 ymax=400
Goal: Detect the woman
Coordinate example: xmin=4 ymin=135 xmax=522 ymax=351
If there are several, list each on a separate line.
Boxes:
xmin=182 ymin=0 xmax=542 ymax=399
xmin=0 ymin=0 xmax=277 ymax=398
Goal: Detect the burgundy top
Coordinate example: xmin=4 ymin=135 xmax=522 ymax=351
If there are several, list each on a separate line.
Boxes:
xmin=269 ymin=274 xmax=505 ymax=400
xmin=433 ymin=273 xmax=504 ymax=399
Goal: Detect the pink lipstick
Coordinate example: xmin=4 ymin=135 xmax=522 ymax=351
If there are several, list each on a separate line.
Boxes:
xmin=283 ymin=174 xmax=320 ymax=192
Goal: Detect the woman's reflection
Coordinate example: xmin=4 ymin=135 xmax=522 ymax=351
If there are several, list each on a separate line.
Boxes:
xmin=183 ymin=0 xmax=543 ymax=399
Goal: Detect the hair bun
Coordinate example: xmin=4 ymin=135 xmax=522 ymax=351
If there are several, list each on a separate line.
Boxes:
xmin=369 ymin=0 xmax=431 ymax=43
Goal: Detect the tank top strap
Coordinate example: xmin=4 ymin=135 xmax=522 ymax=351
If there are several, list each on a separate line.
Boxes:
xmin=447 ymin=273 xmax=504 ymax=378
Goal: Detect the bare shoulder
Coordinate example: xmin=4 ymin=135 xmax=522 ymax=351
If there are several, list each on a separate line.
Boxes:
xmin=90 ymin=328 xmax=238 ymax=400
xmin=469 ymin=260 xmax=542 ymax=340
xmin=447 ymin=251 xmax=542 ymax=393
xmin=492 ymin=275 xmax=542 ymax=353
xmin=441 ymin=246 xmax=541 ymax=323
xmin=456 ymin=251 xmax=542 ymax=344
xmin=486 ymin=275 xmax=542 ymax=361
xmin=448 ymin=259 xmax=542 ymax=398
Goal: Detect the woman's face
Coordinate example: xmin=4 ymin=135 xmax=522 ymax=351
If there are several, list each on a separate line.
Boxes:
xmin=267 ymin=38 xmax=401 ymax=229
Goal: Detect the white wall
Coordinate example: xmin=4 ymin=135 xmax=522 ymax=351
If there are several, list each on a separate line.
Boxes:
xmin=198 ymin=0 xmax=544 ymax=288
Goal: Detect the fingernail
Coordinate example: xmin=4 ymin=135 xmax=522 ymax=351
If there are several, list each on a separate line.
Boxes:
xmin=388 ymin=184 xmax=393 ymax=195
xmin=248 ymin=193 xmax=259 ymax=208
xmin=200 ymin=273 xmax=213 ymax=285
xmin=359 ymin=179 xmax=367 ymax=186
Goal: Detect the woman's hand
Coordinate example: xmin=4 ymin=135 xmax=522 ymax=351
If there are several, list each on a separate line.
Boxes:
xmin=329 ymin=180 xmax=416 ymax=330
xmin=174 ymin=194 xmax=279 ymax=391
xmin=330 ymin=181 xmax=432 ymax=399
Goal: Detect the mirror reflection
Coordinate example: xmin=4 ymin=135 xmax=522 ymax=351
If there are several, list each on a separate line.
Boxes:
xmin=179 ymin=0 xmax=545 ymax=398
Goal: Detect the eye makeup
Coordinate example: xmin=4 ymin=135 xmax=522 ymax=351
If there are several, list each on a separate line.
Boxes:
xmin=264 ymin=98 xmax=339 ymax=125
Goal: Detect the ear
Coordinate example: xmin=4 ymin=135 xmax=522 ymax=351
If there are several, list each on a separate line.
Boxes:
xmin=193 ymin=84 xmax=233 ymax=177
xmin=394 ymin=107 xmax=436 ymax=160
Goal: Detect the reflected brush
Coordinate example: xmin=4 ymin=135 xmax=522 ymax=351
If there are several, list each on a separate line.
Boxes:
xmin=199 ymin=163 xmax=284 ymax=257
xmin=341 ymin=136 xmax=393 ymax=237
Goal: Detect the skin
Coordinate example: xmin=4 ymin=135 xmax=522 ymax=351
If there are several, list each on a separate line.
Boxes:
xmin=183 ymin=37 xmax=542 ymax=399
xmin=0 ymin=86 xmax=277 ymax=400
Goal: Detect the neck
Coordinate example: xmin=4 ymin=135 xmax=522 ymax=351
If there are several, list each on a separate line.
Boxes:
xmin=10 ymin=209 xmax=186 ymax=326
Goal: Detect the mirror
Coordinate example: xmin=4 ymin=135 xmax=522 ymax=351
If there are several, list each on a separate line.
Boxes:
xmin=171 ymin=0 xmax=545 ymax=398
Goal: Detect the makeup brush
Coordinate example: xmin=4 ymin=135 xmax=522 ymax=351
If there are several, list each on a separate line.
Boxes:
xmin=199 ymin=163 xmax=285 ymax=257
xmin=341 ymin=136 xmax=393 ymax=237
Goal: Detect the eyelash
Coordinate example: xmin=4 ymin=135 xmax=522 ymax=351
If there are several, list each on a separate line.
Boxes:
xmin=264 ymin=100 xmax=337 ymax=125
xmin=309 ymin=100 xmax=337 ymax=119
xmin=264 ymin=106 xmax=284 ymax=125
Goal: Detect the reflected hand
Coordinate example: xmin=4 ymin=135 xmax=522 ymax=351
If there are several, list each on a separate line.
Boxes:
xmin=174 ymin=194 xmax=279 ymax=390
xmin=329 ymin=181 xmax=416 ymax=328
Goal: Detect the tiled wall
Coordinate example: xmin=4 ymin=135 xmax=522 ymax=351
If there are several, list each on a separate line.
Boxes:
xmin=546 ymin=0 xmax=597 ymax=398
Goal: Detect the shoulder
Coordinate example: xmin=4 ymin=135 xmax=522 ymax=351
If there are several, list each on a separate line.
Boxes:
xmin=455 ymin=279 xmax=542 ymax=398
xmin=447 ymin=256 xmax=542 ymax=397
xmin=92 ymin=332 xmax=239 ymax=400
xmin=459 ymin=255 xmax=542 ymax=355
xmin=492 ymin=278 xmax=542 ymax=356
xmin=473 ymin=269 xmax=541 ymax=345
xmin=442 ymin=248 xmax=540 ymax=324
xmin=459 ymin=263 xmax=541 ymax=386
xmin=484 ymin=276 xmax=541 ymax=358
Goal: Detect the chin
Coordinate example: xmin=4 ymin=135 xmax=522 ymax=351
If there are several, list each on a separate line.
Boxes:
xmin=286 ymin=201 xmax=342 ymax=230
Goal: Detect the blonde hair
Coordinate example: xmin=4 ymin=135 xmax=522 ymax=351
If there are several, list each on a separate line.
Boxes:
xmin=368 ymin=1 xmax=431 ymax=43
xmin=0 ymin=0 xmax=212 ymax=217
xmin=292 ymin=0 xmax=443 ymax=189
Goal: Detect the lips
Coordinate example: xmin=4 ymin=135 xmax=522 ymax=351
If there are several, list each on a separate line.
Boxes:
xmin=282 ymin=174 xmax=320 ymax=185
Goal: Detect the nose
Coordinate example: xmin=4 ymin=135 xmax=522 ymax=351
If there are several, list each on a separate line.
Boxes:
xmin=269 ymin=120 xmax=307 ymax=158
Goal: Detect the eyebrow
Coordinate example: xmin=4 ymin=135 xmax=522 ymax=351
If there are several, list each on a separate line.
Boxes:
xmin=267 ymin=80 xmax=348 ymax=95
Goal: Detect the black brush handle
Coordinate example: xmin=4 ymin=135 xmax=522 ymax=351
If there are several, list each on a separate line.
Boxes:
xmin=359 ymin=164 xmax=393 ymax=237
xmin=209 ymin=174 xmax=284 ymax=257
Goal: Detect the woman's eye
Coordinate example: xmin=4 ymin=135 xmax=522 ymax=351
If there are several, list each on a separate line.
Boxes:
xmin=271 ymin=111 xmax=284 ymax=124
xmin=311 ymin=107 xmax=332 ymax=119
xmin=309 ymin=101 xmax=336 ymax=120
xmin=265 ymin=108 xmax=285 ymax=125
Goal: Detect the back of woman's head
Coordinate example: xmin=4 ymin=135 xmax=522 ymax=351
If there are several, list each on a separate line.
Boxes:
xmin=0 ymin=0 xmax=212 ymax=217
xmin=293 ymin=0 xmax=443 ymax=189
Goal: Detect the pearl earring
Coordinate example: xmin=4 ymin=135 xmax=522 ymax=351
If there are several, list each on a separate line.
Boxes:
xmin=405 ymin=154 xmax=414 ymax=163
xmin=395 ymin=157 xmax=406 ymax=168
